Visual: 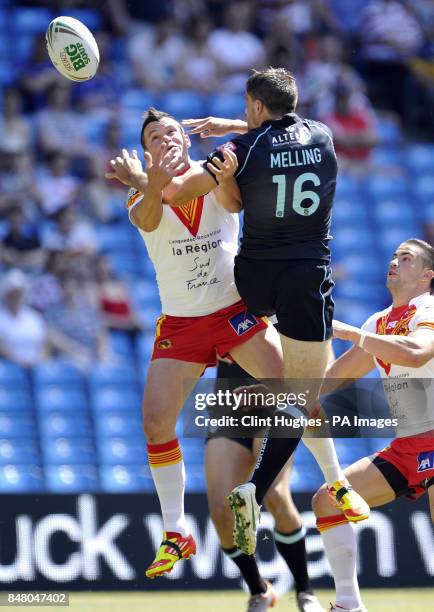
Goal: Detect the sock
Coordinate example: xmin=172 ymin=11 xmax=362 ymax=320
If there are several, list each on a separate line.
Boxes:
xmin=302 ymin=436 xmax=345 ymax=486
xmin=317 ymin=516 xmax=362 ymax=610
xmin=147 ymin=438 xmax=188 ymax=536
xmin=222 ymin=546 xmax=266 ymax=595
xmin=274 ymin=526 xmax=311 ymax=594
xmin=251 ymin=434 xmax=302 ymax=504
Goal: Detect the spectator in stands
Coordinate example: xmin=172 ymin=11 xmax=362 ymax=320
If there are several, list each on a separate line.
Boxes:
xmin=206 ymin=0 xmax=266 ymax=91
xmin=0 ymin=269 xmax=48 ymax=367
xmin=1 ymin=202 xmax=45 ymax=271
xmin=127 ymin=17 xmax=188 ymax=90
xmin=358 ymin=0 xmax=423 ymax=117
xmin=82 ymin=156 xmax=124 ymax=223
xmin=42 ymin=205 xmax=97 ymax=256
xmin=264 ymin=14 xmax=304 ymax=73
xmin=270 ymin=0 xmax=340 ymax=40
xmin=45 ymin=274 xmax=112 ymax=364
xmin=0 ymin=88 xmax=31 ymax=154
xmin=34 ymin=153 xmax=80 ymax=217
xmin=180 ymin=17 xmax=220 ymax=94
xmin=95 ymin=256 xmax=143 ymax=338
xmin=19 ymin=36 xmax=61 ymax=112
xmin=0 ymin=145 xmax=35 ymax=213
xmin=29 ymin=250 xmax=65 ymax=314
xmin=35 ymin=83 xmax=88 ymax=159
xmin=322 ymin=81 xmax=378 ymax=173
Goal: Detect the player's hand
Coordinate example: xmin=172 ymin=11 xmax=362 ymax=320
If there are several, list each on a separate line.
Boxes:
xmin=332 ymin=319 xmax=360 ymax=341
xmin=206 ymin=149 xmax=238 ymax=185
xmin=182 ymin=117 xmax=241 ymax=138
xmin=232 ymin=383 xmax=270 ymax=412
xmin=145 ymin=143 xmax=187 ymax=191
xmin=106 ymin=149 xmax=144 ymax=186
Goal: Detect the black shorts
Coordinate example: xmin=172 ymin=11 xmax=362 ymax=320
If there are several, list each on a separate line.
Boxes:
xmin=234 ymin=255 xmax=334 ymax=341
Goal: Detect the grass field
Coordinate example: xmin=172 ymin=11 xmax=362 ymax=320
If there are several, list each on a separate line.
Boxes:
xmin=49 ymin=589 xmax=434 ymax=611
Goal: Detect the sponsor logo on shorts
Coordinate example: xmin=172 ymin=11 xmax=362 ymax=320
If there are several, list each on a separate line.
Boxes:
xmin=228 ymin=312 xmax=258 ymax=336
xmin=157 ymin=339 xmax=172 ymax=349
xmin=417 ymin=451 xmax=434 ymax=473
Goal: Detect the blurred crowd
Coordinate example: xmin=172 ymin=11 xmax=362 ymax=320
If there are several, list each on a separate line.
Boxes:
xmin=2 ymin=0 xmax=434 ymax=368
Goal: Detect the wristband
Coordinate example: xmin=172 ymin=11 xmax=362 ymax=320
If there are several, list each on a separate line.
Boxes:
xmin=358 ymin=332 xmax=366 ymax=349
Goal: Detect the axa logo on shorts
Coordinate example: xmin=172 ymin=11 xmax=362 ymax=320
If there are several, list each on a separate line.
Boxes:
xmin=417 ymin=451 xmax=434 ymax=473
xmin=228 ymin=312 xmax=258 ymax=336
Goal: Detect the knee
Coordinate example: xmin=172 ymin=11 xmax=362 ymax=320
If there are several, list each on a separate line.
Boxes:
xmin=311 ymin=485 xmax=329 ymax=517
xmin=264 ymin=483 xmax=288 ymax=516
xmin=143 ymin=402 xmax=169 ymax=444
xmin=209 ymin=497 xmax=233 ymax=533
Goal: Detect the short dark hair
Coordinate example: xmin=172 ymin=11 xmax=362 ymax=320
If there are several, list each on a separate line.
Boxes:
xmin=140 ymin=107 xmax=175 ymax=149
xmin=246 ymin=67 xmax=298 ymax=115
xmin=402 ymin=238 xmax=434 ymax=292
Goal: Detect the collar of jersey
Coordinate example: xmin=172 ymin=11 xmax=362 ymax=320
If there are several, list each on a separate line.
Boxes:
xmin=262 ymin=113 xmax=301 ymax=128
xmin=389 ymin=291 xmax=431 ymax=316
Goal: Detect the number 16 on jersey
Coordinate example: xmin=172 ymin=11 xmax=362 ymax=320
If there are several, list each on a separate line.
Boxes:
xmin=273 ymin=172 xmax=321 ymax=218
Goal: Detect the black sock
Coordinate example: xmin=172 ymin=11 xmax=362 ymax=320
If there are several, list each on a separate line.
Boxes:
xmin=251 ymin=434 xmax=302 ymax=504
xmin=274 ymin=526 xmax=311 ymax=594
xmin=222 ymin=547 xmax=266 ymax=595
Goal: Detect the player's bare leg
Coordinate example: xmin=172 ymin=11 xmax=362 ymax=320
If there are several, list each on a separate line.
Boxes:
xmin=313 ymin=457 xmax=396 ymax=611
xmin=144 ymin=358 xmax=205 ymax=578
xmin=205 ymin=438 xmax=278 ymax=611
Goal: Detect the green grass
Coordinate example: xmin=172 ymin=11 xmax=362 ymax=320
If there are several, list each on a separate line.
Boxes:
xmin=50 ymin=589 xmax=434 ymax=612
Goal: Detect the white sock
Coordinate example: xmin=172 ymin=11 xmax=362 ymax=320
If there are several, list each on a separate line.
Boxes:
xmin=321 ymin=523 xmax=362 ymax=610
xmin=302 ymin=436 xmax=345 ymax=485
xmin=147 ymin=439 xmax=188 ymax=536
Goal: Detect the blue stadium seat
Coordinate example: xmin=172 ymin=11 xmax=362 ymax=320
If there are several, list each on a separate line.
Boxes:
xmin=12 ymin=8 xmax=53 ymax=33
xmin=379 ymin=227 xmax=423 ymax=256
xmin=333 ymin=299 xmax=382 ymax=328
xmin=39 ymin=414 xmax=93 ymax=439
xmin=162 ymin=91 xmax=205 ymax=119
xmin=35 ymin=387 xmax=88 ymax=414
xmin=136 ymin=333 xmax=155 ymax=361
xmin=414 ymin=174 xmax=434 ymax=200
xmin=332 ymin=227 xmax=376 ymax=255
xmin=97 ymin=436 xmax=146 ymax=464
xmin=290 ymin=464 xmax=324 ymax=492
xmin=88 ymin=362 xmax=139 ymax=389
xmin=43 ymin=438 xmax=96 ymax=465
xmin=405 ymin=144 xmax=434 ymax=173
xmin=181 ymin=438 xmax=205 ymax=464
xmin=109 ymin=332 xmax=135 ymax=359
xmin=371 ymin=147 xmax=402 ymax=167
xmin=0 ymin=361 xmax=28 ymax=388
xmin=373 ymin=200 xmax=416 ymax=227
xmin=100 ymin=464 xmax=154 ymax=492
xmin=374 ymin=117 xmax=402 ymax=145
xmin=91 ymin=387 xmax=141 ymax=415
xmin=332 ymin=198 xmax=368 ymax=225
xmin=130 ymin=279 xmax=159 ymax=305
xmin=45 ymin=464 xmax=99 ymax=493
xmin=366 ymin=175 xmax=408 ymax=200
xmin=0 ymin=439 xmax=40 ymax=464
xmin=0 ymin=465 xmax=44 ymax=493
xmin=96 ymin=225 xmax=134 ymax=253
xmin=107 ymin=253 xmax=143 ymax=279
xmin=335 ymin=281 xmax=387 ymax=303
xmin=33 ymin=360 xmax=83 ymax=388
xmin=63 ymin=9 xmax=103 ymax=31
xmin=95 ymin=413 xmax=142 ymax=437
xmin=15 ymin=33 xmax=35 ymax=62
xmin=185 ymin=464 xmax=206 ymax=492
xmin=332 ymin=438 xmax=370 ymax=466
xmin=334 ymin=175 xmax=361 ymax=199
xmin=208 ymin=93 xmax=245 ymax=118
xmin=0 ymin=414 xmax=36 ymax=438
xmin=0 ymin=389 xmax=32 ymax=412
xmin=344 ymin=254 xmax=386 ymax=283
xmin=120 ymin=89 xmax=157 ymax=112
xmin=424 ymin=202 xmax=434 ymax=223
xmin=81 ymin=114 xmax=110 ymax=144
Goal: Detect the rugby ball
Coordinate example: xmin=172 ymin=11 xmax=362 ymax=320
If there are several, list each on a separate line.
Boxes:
xmin=46 ymin=16 xmax=99 ymax=82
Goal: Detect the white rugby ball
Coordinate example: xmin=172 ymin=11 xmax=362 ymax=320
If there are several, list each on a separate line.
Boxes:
xmin=46 ymin=16 xmax=99 ymax=82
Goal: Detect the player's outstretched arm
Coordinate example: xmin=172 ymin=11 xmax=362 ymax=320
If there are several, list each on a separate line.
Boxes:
xmin=321 ymin=344 xmax=375 ymax=395
xmin=162 ymin=164 xmax=217 ymax=207
xmin=333 ymin=319 xmax=434 ymax=368
xmin=182 ymin=117 xmax=248 ymax=139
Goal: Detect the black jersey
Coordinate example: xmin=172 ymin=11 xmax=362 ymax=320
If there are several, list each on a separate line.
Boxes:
xmin=205 ymin=113 xmax=337 ymax=261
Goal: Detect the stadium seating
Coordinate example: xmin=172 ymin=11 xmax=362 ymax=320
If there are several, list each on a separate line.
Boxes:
xmin=91 ymin=387 xmax=141 ymax=415
xmin=0 ymin=464 xmax=44 ymax=492
xmin=100 ymin=464 xmax=154 ymax=492
xmin=97 ymin=436 xmax=146 ymax=465
xmin=45 ymin=465 xmax=99 ymax=493
xmin=0 ymin=439 xmax=40 ymax=464
xmin=39 ymin=414 xmax=93 ymax=439
xmin=42 ymin=438 xmax=96 ymax=465
xmin=0 ymin=389 xmax=32 ymax=412
xmin=35 ymin=387 xmax=88 ymax=414
xmin=33 ymin=361 xmax=83 ymax=389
